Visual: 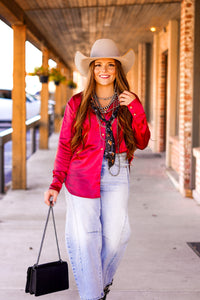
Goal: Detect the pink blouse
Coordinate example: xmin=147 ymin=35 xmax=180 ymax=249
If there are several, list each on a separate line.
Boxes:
xmin=49 ymin=92 xmax=150 ymax=198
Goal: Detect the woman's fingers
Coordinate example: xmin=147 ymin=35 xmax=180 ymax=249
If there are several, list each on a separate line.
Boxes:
xmin=119 ymin=91 xmax=135 ymax=106
xmin=44 ymin=189 xmax=58 ymax=206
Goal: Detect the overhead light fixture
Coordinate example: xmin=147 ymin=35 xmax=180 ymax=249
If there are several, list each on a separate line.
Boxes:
xmin=150 ymin=27 xmax=156 ymax=32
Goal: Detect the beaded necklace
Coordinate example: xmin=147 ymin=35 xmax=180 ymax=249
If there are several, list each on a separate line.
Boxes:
xmin=97 ymin=95 xmax=113 ymax=101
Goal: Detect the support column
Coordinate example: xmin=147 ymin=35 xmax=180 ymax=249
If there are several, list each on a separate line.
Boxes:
xmin=138 ymin=43 xmax=147 ymax=108
xmin=133 ymin=52 xmax=138 ymax=95
xmin=166 ymin=20 xmax=179 ymax=167
xmin=39 ymin=47 xmax=49 ymax=149
xmin=192 ymin=0 xmax=200 ymax=195
xmin=61 ymin=66 xmax=68 ymax=109
xmin=54 ymin=62 xmax=62 ymax=132
xmin=157 ymin=50 xmax=168 ymax=153
xmin=66 ymin=70 xmax=74 ymax=102
xmin=12 ymin=24 xmax=26 ymax=189
xmin=179 ymin=0 xmax=194 ymax=197
xmin=127 ymin=52 xmax=138 ymax=94
xmin=151 ymin=34 xmax=159 ymax=152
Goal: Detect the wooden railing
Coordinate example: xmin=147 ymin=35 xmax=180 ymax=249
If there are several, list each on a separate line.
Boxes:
xmin=0 ymin=115 xmax=41 ymax=194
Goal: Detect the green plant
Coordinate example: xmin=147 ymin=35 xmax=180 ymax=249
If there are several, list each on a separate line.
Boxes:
xmin=28 ymin=66 xmax=50 ymax=76
xmin=49 ymin=68 xmax=66 ymax=83
xmin=67 ymin=80 xmax=77 ymax=89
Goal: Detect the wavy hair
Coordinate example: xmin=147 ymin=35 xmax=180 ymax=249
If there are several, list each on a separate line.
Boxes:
xmin=71 ymin=60 xmax=137 ymax=160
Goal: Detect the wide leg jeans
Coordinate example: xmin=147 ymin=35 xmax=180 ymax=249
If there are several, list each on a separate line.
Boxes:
xmin=65 ymin=153 xmax=131 ymax=300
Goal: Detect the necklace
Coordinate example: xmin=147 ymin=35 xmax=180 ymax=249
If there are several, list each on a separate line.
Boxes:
xmin=94 ymin=92 xmax=117 ymax=113
xmin=97 ymin=95 xmax=113 ymax=101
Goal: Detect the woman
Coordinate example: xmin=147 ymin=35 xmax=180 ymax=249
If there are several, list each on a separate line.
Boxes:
xmin=44 ymin=39 xmax=150 ymax=300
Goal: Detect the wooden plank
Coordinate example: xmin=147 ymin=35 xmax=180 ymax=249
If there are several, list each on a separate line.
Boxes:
xmin=15 ymin=0 xmax=39 ymax=10
xmin=104 ymin=6 xmax=115 ymax=27
xmin=20 ymin=0 xmax=181 ymax=10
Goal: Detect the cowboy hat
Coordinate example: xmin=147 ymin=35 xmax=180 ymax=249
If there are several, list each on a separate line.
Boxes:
xmin=75 ymin=39 xmax=135 ymax=77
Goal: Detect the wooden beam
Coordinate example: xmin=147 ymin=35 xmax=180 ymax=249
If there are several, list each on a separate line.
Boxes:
xmin=12 ymin=24 xmax=26 ymax=189
xmin=22 ymin=1 xmax=182 ymax=12
xmin=39 ymin=46 xmax=49 ymax=150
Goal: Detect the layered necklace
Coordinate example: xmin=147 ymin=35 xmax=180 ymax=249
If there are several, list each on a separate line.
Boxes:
xmin=94 ymin=92 xmax=118 ymax=113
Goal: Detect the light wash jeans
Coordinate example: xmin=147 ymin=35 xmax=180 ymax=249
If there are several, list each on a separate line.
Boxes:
xmin=65 ymin=153 xmax=131 ymax=300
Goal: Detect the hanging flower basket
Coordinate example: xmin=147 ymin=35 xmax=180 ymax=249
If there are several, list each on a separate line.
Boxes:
xmin=49 ymin=68 xmax=66 ymax=85
xmin=67 ymin=80 xmax=77 ymax=89
xmin=28 ymin=66 xmax=50 ymax=84
xmin=39 ymin=75 xmax=49 ymax=83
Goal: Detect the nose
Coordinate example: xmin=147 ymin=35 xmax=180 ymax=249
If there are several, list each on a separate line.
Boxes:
xmin=101 ymin=64 xmax=108 ymax=72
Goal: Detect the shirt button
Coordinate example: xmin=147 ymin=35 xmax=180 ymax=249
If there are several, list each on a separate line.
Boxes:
xmin=130 ymin=106 xmax=132 ymax=109
xmin=134 ymin=113 xmax=136 ymax=116
xmin=101 ymin=148 xmax=103 ymax=151
xmin=102 ymin=133 xmax=104 ymax=136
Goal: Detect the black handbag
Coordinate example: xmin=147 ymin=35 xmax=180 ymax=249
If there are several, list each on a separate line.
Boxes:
xmin=25 ymin=201 xmax=69 ymax=296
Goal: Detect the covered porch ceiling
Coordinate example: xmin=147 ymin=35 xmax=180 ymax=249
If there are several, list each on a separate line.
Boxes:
xmin=0 ymin=0 xmax=181 ymax=71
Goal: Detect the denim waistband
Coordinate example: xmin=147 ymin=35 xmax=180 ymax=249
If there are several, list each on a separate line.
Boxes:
xmin=103 ymin=152 xmax=128 ymax=168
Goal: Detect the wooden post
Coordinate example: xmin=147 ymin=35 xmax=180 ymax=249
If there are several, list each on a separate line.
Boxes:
xmin=138 ymin=43 xmax=147 ymax=108
xmin=61 ymin=66 xmax=68 ymax=108
xmin=12 ymin=24 xmax=26 ymax=189
xmin=166 ymin=20 xmax=178 ymax=167
xmin=54 ymin=62 xmax=62 ymax=133
xmin=152 ymin=33 xmax=159 ymax=152
xmin=66 ymin=70 xmax=74 ymax=101
xmin=39 ymin=47 xmax=49 ymax=149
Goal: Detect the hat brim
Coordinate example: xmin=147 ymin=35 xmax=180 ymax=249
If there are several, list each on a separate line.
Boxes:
xmin=75 ymin=49 xmax=135 ymax=77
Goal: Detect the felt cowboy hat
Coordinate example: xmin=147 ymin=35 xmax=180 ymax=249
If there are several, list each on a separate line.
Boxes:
xmin=75 ymin=39 xmax=135 ymax=77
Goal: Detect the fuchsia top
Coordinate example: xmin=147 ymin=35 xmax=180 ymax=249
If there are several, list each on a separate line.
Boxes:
xmin=49 ymin=92 xmax=150 ymax=198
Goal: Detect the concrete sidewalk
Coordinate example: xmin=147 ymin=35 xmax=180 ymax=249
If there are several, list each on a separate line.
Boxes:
xmin=1 ymin=134 xmax=200 ymax=300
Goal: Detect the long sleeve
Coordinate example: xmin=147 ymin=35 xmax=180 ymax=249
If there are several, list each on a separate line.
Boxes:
xmin=128 ymin=96 xmax=150 ymax=150
xmin=49 ymin=97 xmax=77 ymax=192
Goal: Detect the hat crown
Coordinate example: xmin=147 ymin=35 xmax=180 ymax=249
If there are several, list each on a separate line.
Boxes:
xmin=90 ymin=39 xmax=120 ymax=58
xmin=75 ymin=38 xmax=135 ymax=77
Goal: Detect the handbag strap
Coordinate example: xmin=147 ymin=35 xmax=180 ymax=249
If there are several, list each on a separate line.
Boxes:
xmin=35 ymin=200 xmax=62 ymax=266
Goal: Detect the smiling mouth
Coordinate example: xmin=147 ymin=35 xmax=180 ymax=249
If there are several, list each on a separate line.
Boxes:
xmin=99 ymin=75 xmax=110 ymax=79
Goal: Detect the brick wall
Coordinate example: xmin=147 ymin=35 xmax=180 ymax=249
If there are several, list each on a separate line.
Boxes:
xmin=178 ymin=0 xmax=194 ymax=197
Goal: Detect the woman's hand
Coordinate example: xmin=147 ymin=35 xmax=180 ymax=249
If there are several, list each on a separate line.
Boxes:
xmin=119 ymin=91 xmax=136 ymax=106
xmin=44 ymin=189 xmax=58 ymax=206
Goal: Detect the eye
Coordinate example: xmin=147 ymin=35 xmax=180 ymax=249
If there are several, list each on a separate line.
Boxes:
xmin=95 ymin=63 xmax=101 ymax=67
xmin=109 ymin=63 xmax=115 ymax=67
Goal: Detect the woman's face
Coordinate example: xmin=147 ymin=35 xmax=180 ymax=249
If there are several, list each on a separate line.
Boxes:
xmin=94 ymin=58 xmax=116 ymax=88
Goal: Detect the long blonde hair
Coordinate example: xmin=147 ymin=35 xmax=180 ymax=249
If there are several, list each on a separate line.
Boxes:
xmin=71 ymin=60 xmax=136 ymax=160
